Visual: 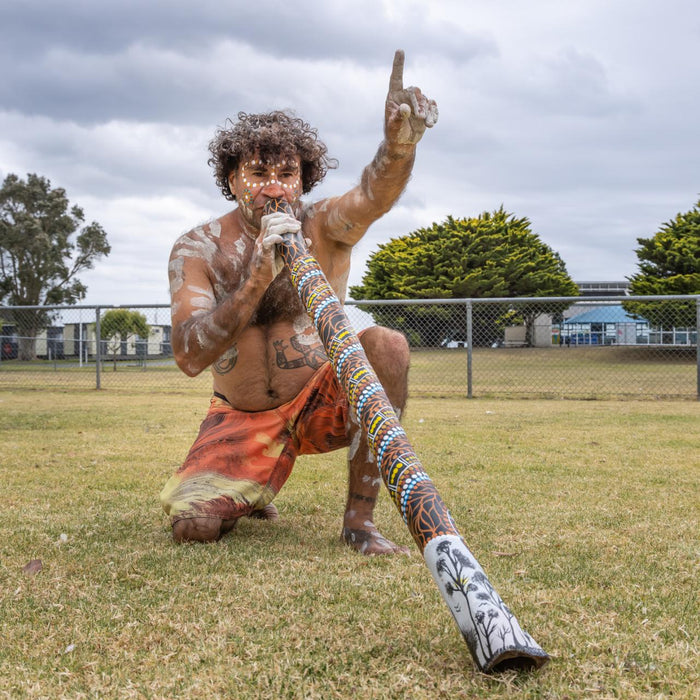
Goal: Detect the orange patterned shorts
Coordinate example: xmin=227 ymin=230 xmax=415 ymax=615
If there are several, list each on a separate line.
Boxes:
xmin=160 ymin=362 xmax=353 ymax=523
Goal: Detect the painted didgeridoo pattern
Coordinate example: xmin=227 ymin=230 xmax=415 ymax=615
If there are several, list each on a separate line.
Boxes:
xmin=265 ymin=199 xmax=549 ymax=673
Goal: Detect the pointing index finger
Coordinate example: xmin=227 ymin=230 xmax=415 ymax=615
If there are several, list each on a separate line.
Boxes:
xmin=389 ymin=49 xmax=405 ymax=93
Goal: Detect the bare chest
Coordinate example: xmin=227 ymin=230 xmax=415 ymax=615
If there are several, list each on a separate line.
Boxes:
xmin=212 ymin=317 xmax=327 ymax=410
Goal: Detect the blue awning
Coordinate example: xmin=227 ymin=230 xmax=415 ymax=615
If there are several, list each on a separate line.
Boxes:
xmin=563 ymin=305 xmax=644 ymax=324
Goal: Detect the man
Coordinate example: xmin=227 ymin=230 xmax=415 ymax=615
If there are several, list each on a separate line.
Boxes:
xmin=160 ymin=50 xmax=438 ymax=554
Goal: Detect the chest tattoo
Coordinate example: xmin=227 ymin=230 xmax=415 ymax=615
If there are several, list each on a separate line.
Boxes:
xmin=273 ymin=334 xmax=328 ymax=370
xmin=213 ymin=344 xmax=238 ymax=374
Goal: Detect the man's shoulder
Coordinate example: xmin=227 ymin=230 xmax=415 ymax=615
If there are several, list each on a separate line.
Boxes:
xmin=299 ymin=197 xmax=332 ymax=222
xmin=171 ymin=217 xmax=227 ymax=257
xmin=300 ymin=195 xmax=361 ymax=247
xmin=182 ymin=217 xmax=226 ymax=242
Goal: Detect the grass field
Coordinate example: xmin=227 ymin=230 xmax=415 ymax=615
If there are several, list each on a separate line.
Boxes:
xmin=1 ymin=344 xmax=697 ymax=399
xmin=1 ymin=391 xmax=699 ymax=698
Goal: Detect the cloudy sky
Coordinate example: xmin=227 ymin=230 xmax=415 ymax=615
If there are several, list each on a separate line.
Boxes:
xmin=1 ymin=0 xmax=698 ymax=305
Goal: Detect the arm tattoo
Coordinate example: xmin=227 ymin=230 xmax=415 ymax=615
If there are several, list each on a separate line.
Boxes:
xmin=350 ymin=492 xmax=377 ymax=504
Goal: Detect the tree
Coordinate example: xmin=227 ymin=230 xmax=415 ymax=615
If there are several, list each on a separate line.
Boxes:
xmin=0 ymin=173 xmax=110 ymax=360
xmin=350 ymin=208 xmax=578 ymax=346
xmin=624 ymin=199 xmax=700 ymax=329
xmin=100 ymin=309 xmax=149 ymax=371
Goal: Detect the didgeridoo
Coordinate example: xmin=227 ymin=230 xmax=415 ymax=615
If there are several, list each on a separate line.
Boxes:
xmin=264 ymin=198 xmax=549 ymax=673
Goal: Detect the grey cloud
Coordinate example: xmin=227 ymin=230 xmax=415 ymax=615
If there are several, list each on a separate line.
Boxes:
xmin=1 ymin=0 xmax=698 ymax=307
xmin=1 ymin=0 xmax=494 ymax=125
xmin=510 ymin=48 xmax=636 ymax=118
xmin=1 ymin=0 xmax=494 ymax=60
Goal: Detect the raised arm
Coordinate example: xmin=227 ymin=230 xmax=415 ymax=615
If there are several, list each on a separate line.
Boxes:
xmin=314 ymin=49 xmax=438 ymax=244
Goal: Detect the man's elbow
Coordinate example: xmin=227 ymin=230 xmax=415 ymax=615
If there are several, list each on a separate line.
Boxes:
xmin=173 ymin=348 xmax=206 ymax=377
xmin=179 ymin=360 xmax=204 ymax=378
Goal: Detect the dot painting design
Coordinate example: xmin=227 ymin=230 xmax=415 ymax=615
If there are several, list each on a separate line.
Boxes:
xmin=290 ymin=255 xmax=457 ymax=551
xmin=261 ymin=197 xmax=549 ymax=674
xmin=241 ymin=160 xmax=301 ymax=193
xmin=264 ymin=196 xmax=460 ymax=551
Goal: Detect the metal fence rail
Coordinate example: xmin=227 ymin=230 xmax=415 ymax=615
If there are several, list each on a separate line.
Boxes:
xmin=1 ymin=295 xmax=698 ymax=399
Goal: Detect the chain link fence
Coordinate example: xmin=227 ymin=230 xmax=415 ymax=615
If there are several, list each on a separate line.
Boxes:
xmin=1 ymin=295 xmax=698 ymax=399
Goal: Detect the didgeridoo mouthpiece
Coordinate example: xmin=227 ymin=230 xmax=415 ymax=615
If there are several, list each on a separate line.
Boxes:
xmin=263 ymin=198 xmax=295 ymax=217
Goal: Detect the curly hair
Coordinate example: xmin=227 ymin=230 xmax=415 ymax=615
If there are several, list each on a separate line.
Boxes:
xmin=208 ymin=111 xmax=338 ymax=201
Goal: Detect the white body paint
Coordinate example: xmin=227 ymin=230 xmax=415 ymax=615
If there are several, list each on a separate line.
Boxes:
xmin=234 ymin=237 xmax=247 ymax=256
xmin=188 ymin=285 xmax=216 ymax=310
xmin=209 ymin=219 xmax=222 ymax=238
xmin=168 ymin=256 xmax=185 ymax=294
xmin=180 ymin=233 xmax=218 ymax=266
xmin=347 ymin=430 xmax=362 ymax=460
xmin=292 ymin=315 xmax=321 ymax=346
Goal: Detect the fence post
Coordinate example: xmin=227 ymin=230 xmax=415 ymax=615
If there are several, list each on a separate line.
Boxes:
xmin=696 ymin=297 xmax=700 ymax=401
xmin=466 ymin=299 xmax=473 ymax=399
xmin=95 ymin=306 xmax=102 ymax=390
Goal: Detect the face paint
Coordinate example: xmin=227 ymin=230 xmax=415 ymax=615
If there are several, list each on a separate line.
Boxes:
xmin=235 ymin=156 xmax=302 ymax=212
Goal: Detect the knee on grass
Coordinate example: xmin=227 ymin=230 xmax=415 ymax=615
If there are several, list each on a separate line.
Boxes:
xmin=172 ymin=517 xmax=234 ymax=543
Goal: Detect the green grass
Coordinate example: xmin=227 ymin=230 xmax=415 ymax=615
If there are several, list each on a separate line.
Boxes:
xmin=1 ymin=392 xmax=699 ymax=698
xmin=1 ymin=344 xmax=697 ymax=398
xmin=409 ymin=346 xmax=697 ymax=399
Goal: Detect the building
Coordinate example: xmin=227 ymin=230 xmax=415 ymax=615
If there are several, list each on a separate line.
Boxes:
xmin=0 ymin=323 xmax=65 ymax=359
xmin=561 ymin=305 xmax=646 ymax=345
xmin=576 ymin=281 xmax=630 ymax=297
xmin=63 ymin=323 xmax=172 ymax=359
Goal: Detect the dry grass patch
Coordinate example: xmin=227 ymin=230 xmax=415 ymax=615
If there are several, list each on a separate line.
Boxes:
xmin=1 ymin=391 xmax=698 ymax=698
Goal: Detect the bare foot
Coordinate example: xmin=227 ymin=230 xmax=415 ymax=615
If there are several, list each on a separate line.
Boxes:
xmin=341 ymin=525 xmax=410 ymax=556
xmin=249 ymin=503 xmax=279 ymax=521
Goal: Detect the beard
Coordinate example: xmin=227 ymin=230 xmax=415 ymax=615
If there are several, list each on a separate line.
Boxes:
xmin=250 ymin=270 xmax=307 ymax=326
